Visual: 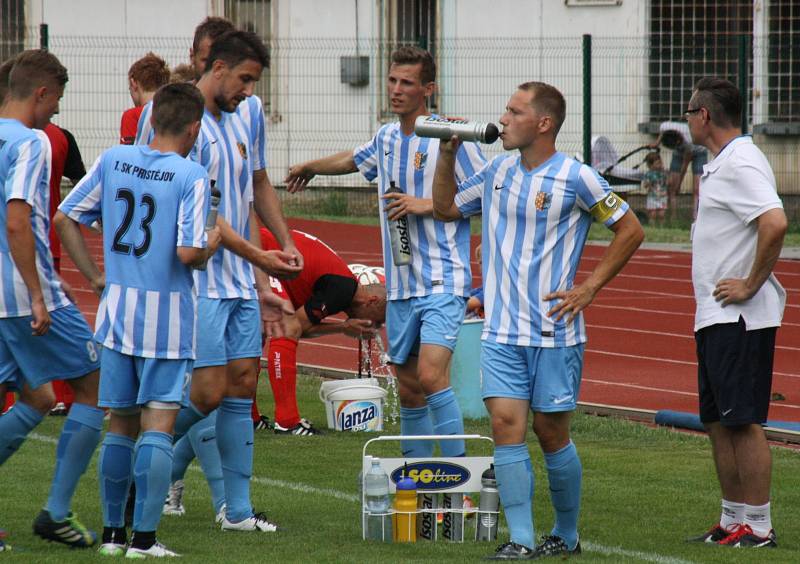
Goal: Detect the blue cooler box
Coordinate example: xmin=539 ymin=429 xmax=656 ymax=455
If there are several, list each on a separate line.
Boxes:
xmin=449 ymin=318 xmax=487 ymax=419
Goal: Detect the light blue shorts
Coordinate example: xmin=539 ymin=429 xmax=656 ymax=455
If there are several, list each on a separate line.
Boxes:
xmin=99 ymin=347 xmax=192 ymax=408
xmin=480 ymin=340 xmax=585 ymax=412
xmin=0 ymin=304 xmax=100 ymax=391
xmin=195 ymin=297 xmax=262 ymax=368
xmin=386 ymin=294 xmax=467 ymax=365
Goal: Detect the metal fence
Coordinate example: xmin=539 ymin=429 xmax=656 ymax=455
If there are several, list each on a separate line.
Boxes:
xmin=2 ymin=29 xmax=798 ymax=224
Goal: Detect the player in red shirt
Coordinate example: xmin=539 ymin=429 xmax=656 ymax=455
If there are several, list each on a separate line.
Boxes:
xmin=119 ymin=53 xmax=169 ymax=144
xmin=254 ymin=228 xmax=386 ymax=435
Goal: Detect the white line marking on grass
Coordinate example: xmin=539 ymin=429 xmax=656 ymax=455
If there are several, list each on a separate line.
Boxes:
xmin=30 ymin=432 xmax=57 ymax=444
xmin=188 ymin=467 xmax=360 ymax=503
xmin=581 ymin=541 xmax=696 ymax=564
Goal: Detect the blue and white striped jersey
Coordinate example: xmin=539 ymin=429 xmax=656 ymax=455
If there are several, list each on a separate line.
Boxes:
xmin=353 ymin=121 xmax=486 ymax=300
xmin=135 ymin=96 xmax=268 ymax=299
xmin=0 ymin=118 xmax=69 ymax=317
xmin=455 ymin=152 xmax=628 ymax=347
xmin=59 ymin=145 xmax=209 ymax=359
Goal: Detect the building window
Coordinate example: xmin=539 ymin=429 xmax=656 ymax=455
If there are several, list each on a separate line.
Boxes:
xmin=767 ymin=0 xmax=800 ymax=123
xmin=224 ymin=0 xmax=271 ymax=111
xmin=380 ymin=0 xmax=438 ymax=119
xmin=648 ymin=0 xmax=752 ymax=125
xmin=0 ymin=0 xmax=25 ymax=62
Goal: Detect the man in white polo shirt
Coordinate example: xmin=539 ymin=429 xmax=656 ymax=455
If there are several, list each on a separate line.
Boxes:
xmin=686 ymin=77 xmax=787 ymax=549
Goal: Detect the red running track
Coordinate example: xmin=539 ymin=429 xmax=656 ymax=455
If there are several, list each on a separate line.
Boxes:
xmin=61 ymin=218 xmax=800 ymax=422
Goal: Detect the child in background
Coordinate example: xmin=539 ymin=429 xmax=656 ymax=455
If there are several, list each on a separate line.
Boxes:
xmin=642 ymin=152 xmax=668 ymax=227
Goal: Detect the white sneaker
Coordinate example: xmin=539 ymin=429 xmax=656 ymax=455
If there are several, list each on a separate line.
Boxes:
xmin=220 ymin=512 xmax=278 ymax=532
xmin=125 ymin=542 xmax=180 ymax=558
xmin=98 ymin=542 xmax=126 ymax=556
xmin=162 ymin=480 xmax=185 ymax=516
xmin=214 ymin=503 xmax=226 ymax=525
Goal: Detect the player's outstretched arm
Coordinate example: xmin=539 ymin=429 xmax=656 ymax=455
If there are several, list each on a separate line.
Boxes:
xmin=432 ymin=136 xmax=465 ymax=221
xmin=54 ymin=210 xmax=105 ymax=297
xmin=215 ymin=216 xmax=302 ymax=279
xmin=284 ymin=150 xmax=358 ymax=193
xmin=252 ymin=171 xmax=304 ymax=271
xmin=9 ymin=201 xmax=51 ymax=335
xmin=545 ymin=210 xmax=644 ymax=323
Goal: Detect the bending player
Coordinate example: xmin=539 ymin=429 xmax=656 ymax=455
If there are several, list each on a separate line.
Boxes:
xmin=0 ymin=50 xmax=103 ymax=549
xmin=255 ymin=228 xmax=387 ymax=435
xmin=56 ymin=82 xmax=221 ymax=557
xmin=433 ymin=81 xmax=643 ymax=559
xmin=286 ymin=46 xmax=485 ymax=460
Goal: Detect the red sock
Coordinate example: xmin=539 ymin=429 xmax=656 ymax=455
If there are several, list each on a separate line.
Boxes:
xmin=52 ymin=379 xmax=75 ymax=409
xmin=3 ymin=392 xmax=14 ymax=413
xmin=251 ymin=382 xmax=262 ymax=423
xmin=267 ymin=337 xmax=299 ymax=428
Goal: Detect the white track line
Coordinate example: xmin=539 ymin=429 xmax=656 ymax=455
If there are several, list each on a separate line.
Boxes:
xmin=591 ymin=303 xmax=800 ymax=329
xmin=588 ymin=323 xmax=800 ymax=353
xmin=24 ymin=433 xmax=696 ymax=564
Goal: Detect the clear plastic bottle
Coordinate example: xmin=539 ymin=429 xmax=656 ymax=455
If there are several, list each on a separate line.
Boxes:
xmin=364 ymin=458 xmax=392 ymax=542
xmin=476 ymin=464 xmax=499 ymax=541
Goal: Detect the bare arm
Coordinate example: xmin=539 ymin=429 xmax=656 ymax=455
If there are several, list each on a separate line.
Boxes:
xmin=713 ymin=207 xmax=788 ymax=306
xmin=545 ymin=210 xmax=644 ymax=322
xmin=431 ymin=136 xmax=465 ymax=221
xmin=252 ymin=168 xmax=302 ymax=270
xmin=216 ymin=212 xmax=301 ymax=279
xmin=293 ymin=305 xmax=375 ymax=339
xmin=8 ymin=201 xmax=50 ymax=335
xmin=176 ymin=226 xmax=221 ymax=268
xmin=285 ymin=150 xmax=358 ymax=193
xmin=54 ymin=210 xmax=105 ymax=296
xmin=248 ymin=216 xmax=294 ymax=339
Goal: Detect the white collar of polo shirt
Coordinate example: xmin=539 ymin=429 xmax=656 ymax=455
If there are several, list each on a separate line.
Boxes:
xmin=701 ymin=135 xmax=751 ymax=178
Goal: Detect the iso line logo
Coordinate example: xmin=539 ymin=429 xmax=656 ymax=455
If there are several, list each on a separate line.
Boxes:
xmin=390 ymin=462 xmax=471 ymax=491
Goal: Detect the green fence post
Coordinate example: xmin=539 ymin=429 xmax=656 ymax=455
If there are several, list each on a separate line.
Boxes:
xmin=738 ymin=34 xmax=748 ymax=134
xmin=583 ymin=34 xmax=592 ymax=165
xmin=40 ymin=23 xmax=49 ymax=51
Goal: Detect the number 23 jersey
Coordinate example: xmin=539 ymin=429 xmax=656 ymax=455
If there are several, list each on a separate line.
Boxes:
xmin=59 ymin=145 xmax=210 ymax=359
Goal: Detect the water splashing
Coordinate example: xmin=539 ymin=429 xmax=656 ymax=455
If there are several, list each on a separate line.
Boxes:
xmin=358 ymin=334 xmax=399 ymax=424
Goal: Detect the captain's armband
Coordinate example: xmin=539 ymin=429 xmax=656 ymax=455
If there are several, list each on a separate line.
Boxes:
xmin=590 ymin=192 xmax=624 ymax=223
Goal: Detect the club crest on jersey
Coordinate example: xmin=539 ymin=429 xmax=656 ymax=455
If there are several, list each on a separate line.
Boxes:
xmin=414 ymin=151 xmax=427 ymax=170
xmin=534 ymin=191 xmax=552 ymax=211
xmin=237 ymin=142 xmax=248 ymax=160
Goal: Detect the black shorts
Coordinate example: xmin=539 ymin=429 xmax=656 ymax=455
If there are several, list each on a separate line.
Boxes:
xmin=695 ymin=317 xmax=777 ymax=426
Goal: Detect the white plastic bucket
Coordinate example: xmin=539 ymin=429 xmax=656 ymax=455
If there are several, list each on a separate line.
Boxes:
xmin=319 ymin=378 xmax=387 ymax=432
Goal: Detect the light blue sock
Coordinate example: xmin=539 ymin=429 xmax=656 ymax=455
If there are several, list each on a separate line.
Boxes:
xmin=98 ymin=432 xmax=136 ymax=528
xmin=133 ymin=431 xmax=174 ymax=533
xmin=0 ymin=401 xmax=43 ymax=465
xmin=544 ymin=441 xmax=582 ymax=550
xmin=172 ymin=400 xmax=206 ymax=441
xmin=495 ymin=444 xmax=535 ymax=549
xmin=45 ymin=403 xmax=104 ymax=521
xmin=217 ymin=398 xmax=254 ymax=522
xmin=426 ymin=387 xmax=466 ymax=456
xmin=188 ymin=410 xmax=226 ymax=513
xmin=399 ymin=406 xmax=434 ymax=457
xmin=170 ymin=435 xmax=196 ymax=483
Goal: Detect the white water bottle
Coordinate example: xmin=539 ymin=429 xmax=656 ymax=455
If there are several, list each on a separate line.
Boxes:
xmin=195 ymin=183 xmax=221 ymax=271
xmin=385 ymin=182 xmax=412 ymax=266
xmin=414 ymin=115 xmax=500 ymax=144
xmin=364 ymin=458 xmax=392 ymax=542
